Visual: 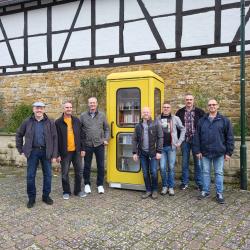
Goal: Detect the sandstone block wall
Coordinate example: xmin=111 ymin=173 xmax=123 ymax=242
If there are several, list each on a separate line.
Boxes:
xmin=0 ymin=55 xmax=249 ymax=128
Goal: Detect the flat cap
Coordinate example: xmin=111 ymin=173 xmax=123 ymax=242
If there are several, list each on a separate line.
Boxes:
xmin=32 ymin=101 xmax=45 ymax=107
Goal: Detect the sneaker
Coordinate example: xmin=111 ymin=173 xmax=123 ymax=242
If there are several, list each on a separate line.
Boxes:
xmin=216 ymin=193 xmax=225 ymax=204
xmin=27 ymin=200 xmax=35 ymax=208
xmin=168 ymin=188 xmax=175 ymax=196
xmin=84 ymin=184 xmax=91 ymax=194
xmin=63 ymin=193 xmax=70 ymax=200
xmin=198 ymin=191 xmax=210 ymax=200
xmin=97 ymin=186 xmax=104 ymax=194
xmin=152 ymin=191 xmax=158 ymax=199
xmin=161 ymin=187 xmax=168 ymax=195
xmin=180 ymin=183 xmax=188 ymax=190
xmin=42 ymin=196 xmax=53 ymax=205
xmin=78 ymin=191 xmax=87 ymax=198
xmin=141 ymin=191 xmax=151 ymax=199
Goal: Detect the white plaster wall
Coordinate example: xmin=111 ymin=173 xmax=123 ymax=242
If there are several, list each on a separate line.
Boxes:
xmin=52 ymin=1 xmax=79 ymax=31
xmin=96 ymin=0 xmax=119 ymax=24
xmin=63 ymin=30 xmax=91 ymax=59
xmin=1 ymin=12 xmax=24 ymax=38
xmin=183 ymin=0 xmax=215 ymax=11
xmin=28 ymin=36 xmax=47 ymax=63
xmin=96 ymin=26 xmax=119 ymax=56
xmin=154 ymin=16 xmax=176 ymax=49
xmin=0 ymin=42 xmax=13 ymax=66
xmin=143 ymin=0 xmax=176 ymax=15
xmin=28 ymin=8 xmax=47 ymax=35
xmin=10 ymin=39 xmax=24 ymax=64
xmin=182 ymin=12 xmax=215 ymax=47
xmin=75 ymin=0 xmax=91 ymax=28
xmin=124 ymin=20 xmax=159 ymax=53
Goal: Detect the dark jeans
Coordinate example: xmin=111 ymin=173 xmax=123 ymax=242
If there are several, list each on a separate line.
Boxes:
xmin=27 ymin=149 xmax=52 ymax=201
xmin=84 ymin=144 xmax=104 ymax=186
xmin=61 ymin=151 xmax=83 ymax=195
xmin=140 ymin=150 xmax=158 ymax=192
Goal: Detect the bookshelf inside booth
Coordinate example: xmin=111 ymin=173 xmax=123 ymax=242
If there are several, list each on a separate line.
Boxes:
xmin=117 ymin=88 xmax=141 ymax=127
xmin=117 ymin=133 xmax=140 ymax=172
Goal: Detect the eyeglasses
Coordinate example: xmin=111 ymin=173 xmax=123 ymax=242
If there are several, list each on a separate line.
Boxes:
xmin=208 ymin=104 xmax=217 ymax=106
xmin=163 ymin=106 xmax=171 ymax=109
xmin=185 ymin=99 xmax=193 ymax=101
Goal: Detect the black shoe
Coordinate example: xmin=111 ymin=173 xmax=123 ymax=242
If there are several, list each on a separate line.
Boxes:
xmin=197 ymin=185 xmax=203 ymax=191
xmin=198 ymin=191 xmax=210 ymax=200
xmin=180 ymin=183 xmax=188 ymax=190
xmin=27 ymin=200 xmax=35 ymax=208
xmin=42 ymin=196 xmax=53 ymax=205
xmin=216 ymin=193 xmax=225 ymax=204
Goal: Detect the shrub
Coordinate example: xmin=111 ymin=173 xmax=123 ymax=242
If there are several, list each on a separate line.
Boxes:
xmin=74 ymin=76 xmax=106 ymax=115
xmin=5 ymin=103 xmax=33 ymax=133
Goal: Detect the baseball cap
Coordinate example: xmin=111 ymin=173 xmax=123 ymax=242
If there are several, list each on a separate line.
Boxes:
xmin=32 ymin=101 xmax=45 ymax=107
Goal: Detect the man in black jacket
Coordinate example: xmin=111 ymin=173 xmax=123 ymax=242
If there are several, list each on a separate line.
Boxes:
xmin=194 ymin=99 xmax=234 ymax=204
xmin=55 ymin=101 xmax=86 ymax=200
xmin=176 ymin=94 xmax=205 ymax=191
xmin=132 ymin=107 xmax=163 ymax=199
xmin=16 ymin=102 xmax=58 ymax=208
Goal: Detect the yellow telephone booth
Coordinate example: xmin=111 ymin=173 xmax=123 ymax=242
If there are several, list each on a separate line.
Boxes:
xmin=106 ymin=70 xmax=164 ymax=190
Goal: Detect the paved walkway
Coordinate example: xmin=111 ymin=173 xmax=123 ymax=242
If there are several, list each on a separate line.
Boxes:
xmin=0 ymin=167 xmax=250 ymax=250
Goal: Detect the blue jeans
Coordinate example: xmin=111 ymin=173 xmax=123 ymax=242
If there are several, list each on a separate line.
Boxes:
xmin=140 ymin=151 xmax=158 ymax=192
xmin=201 ymin=155 xmax=224 ymax=194
xmin=160 ymin=146 xmax=176 ymax=188
xmin=84 ymin=144 xmax=105 ymax=186
xmin=181 ymin=141 xmax=202 ymax=187
xmin=27 ymin=149 xmax=52 ymax=201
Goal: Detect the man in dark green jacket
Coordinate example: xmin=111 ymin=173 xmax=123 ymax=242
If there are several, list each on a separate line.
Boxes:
xmin=16 ymin=102 xmax=58 ymax=208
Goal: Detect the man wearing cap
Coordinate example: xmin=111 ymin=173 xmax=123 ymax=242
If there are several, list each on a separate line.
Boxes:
xmin=16 ymin=101 xmax=58 ymax=208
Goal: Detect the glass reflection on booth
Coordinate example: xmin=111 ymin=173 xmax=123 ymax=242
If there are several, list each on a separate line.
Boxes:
xmin=117 ymin=133 xmax=140 ymax=172
xmin=117 ymin=88 xmax=141 ymax=127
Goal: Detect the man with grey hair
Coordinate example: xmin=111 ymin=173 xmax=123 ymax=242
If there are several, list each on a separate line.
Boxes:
xmin=16 ymin=101 xmax=58 ymax=208
xmin=80 ymin=97 xmax=110 ymax=194
xmin=55 ymin=101 xmax=86 ymax=200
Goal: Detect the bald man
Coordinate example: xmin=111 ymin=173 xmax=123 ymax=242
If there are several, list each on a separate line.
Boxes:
xmin=132 ymin=107 xmax=163 ymax=199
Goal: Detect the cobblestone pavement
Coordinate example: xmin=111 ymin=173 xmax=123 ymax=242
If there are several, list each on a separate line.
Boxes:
xmin=0 ymin=167 xmax=250 ymax=250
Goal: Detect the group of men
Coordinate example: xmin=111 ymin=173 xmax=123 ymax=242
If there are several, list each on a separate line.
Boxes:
xmin=16 ymin=94 xmax=234 ymax=208
xmin=132 ymin=94 xmax=234 ymax=204
xmin=16 ymin=97 xmax=109 ymax=208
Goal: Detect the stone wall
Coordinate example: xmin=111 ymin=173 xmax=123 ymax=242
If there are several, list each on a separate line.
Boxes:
xmin=0 ymin=134 xmax=249 ymax=188
xmin=0 ymin=55 xmax=249 ymax=128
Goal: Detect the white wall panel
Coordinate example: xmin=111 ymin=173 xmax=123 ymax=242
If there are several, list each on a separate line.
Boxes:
xmin=246 ymin=7 xmax=250 ymax=40
xmin=124 ymin=20 xmax=159 ymax=53
xmin=1 ymin=12 xmax=24 ymax=38
xmin=222 ymin=0 xmax=239 ymax=4
xmin=63 ymin=30 xmax=91 ymax=59
xmin=75 ymin=0 xmax=91 ymax=28
xmin=182 ymin=12 xmax=214 ymax=47
xmin=28 ymin=8 xmax=47 ymax=35
xmin=183 ymin=0 xmax=214 ymax=11
xmin=96 ymin=26 xmax=119 ymax=56
xmin=52 ymin=33 xmax=68 ymax=61
xmin=28 ymin=36 xmax=47 ymax=63
xmin=0 ymin=42 xmax=13 ymax=66
xmin=142 ymin=0 xmax=175 ymax=16
xmin=96 ymin=0 xmax=119 ymax=24
xmin=124 ymin=0 xmax=144 ymax=21
xmin=154 ymin=16 xmax=175 ymax=49
xmin=0 ymin=30 xmax=3 ymax=40
xmin=52 ymin=1 xmax=79 ymax=31
xmin=221 ymin=8 xmax=240 ymax=43
xmin=10 ymin=39 xmax=24 ymax=64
